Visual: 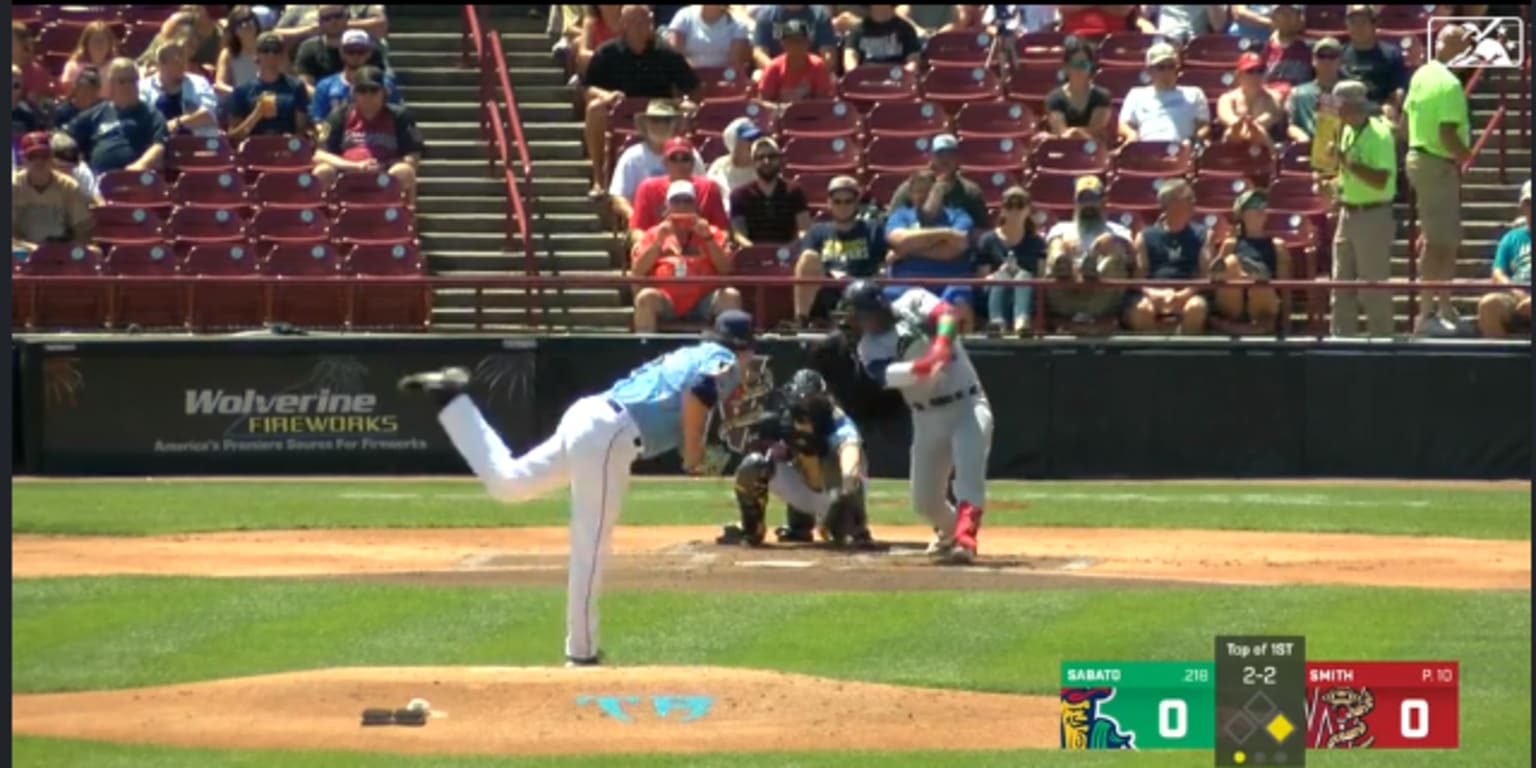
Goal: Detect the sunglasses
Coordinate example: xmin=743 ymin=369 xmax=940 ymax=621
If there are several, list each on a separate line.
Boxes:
xmin=353 ymin=85 xmax=382 ymax=94
xmin=668 ymin=197 xmax=694 ymax=205
xmin=343 ymin=47 xmax=371 ymax=55
xmin=829 ymin=194 xmax=858 ymax=205
xmin=1148 ymin=61 xmax=1177 ymax=71
xmin=1067 ymin=59 xmax=1094 ymax=71
xmin=1003 ymin=199 xmax=1029 ymax=210
xmin=755 ymin=153 xmax=780 ymax=161
xmin=665 ymin=153 xmax=692 ymax=163
xmin=320 ymin=12 xmax=347 ymax=21
xmin=1315 ymin=51 xmax=1340 ymax=60
xmin=234 ymin=16 xmax=257 ymax=27
xmin=258 ymin=46 xmax=284 ymax=54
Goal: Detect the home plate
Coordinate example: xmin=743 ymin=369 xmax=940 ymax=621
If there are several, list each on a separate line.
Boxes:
xmin=736 ymin=560 xmax=816 ymax=569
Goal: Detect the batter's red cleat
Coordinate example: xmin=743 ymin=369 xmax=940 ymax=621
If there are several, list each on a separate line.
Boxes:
xmin=954 ymin=503 xmax=983 ymax=556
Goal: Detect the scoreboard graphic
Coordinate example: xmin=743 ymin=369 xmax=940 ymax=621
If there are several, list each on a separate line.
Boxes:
xmin=1059 ymin=661 xmax=1216 ymax=750
xmin=1305 ymin=661 xmax=1460 ymax=749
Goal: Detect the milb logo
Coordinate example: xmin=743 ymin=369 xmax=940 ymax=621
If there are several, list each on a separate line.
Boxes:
xmin=1431 ymin=16 xmax=1526 ymax=69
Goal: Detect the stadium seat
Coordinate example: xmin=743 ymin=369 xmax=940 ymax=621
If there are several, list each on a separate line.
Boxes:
xmin=923 ymin=30 xmax=994 ymax=68
xmin=693 ymin=66 xmax=750 ymax=103
xmin=866 ymin=171 xmax=909 ymax=207
xmin=790 ymin=171 xmax=843 ymax=212
xmin=919 ymin=66 xmax=1002 ymax=110
xmin=838 ymin=64 xmax=919 ymax=110
xmin=183 ymin=242 xmax=264 ymax=330
xmin=1114 ymin=140 xmax=1192 ymax=178
xmin=688 ymin=99 xmax=776 ymax=139
xmin=1375 ymin=5 xmax=1431 ymax=35
xmin=103 ymin=243 xmax=183 ymax=329
xmin=237 ymin=135 xmax=317 ymax=177
xmin=1003 ymin=61 xmax=1066 ymax=114
xmin=954 ymin=100 xmax=1037 ymax=140
xmin=125 ymin=6 xmax=183 ymax=27
xmin=1277 ymin=142 xmax=1314 ymax=179
xmin=1198 ymin=142 xmax=1274 ymax=184
xmin=251 ymin=207 xmax=331 ymax=247
xmin=731 ymin=245 xmax=795 ymax=329
xmin=1025 ymin=173 xmax=1078 ymax=225
xmin=118 ymin=25 xmax=158 ymax=59
xmin=97 ymin=170 xmax=172 ymax=213
xmin=1305 ymin=5 xmax=1348 ymax=38
xmin=44 ymin=6 xmax=122 ymax=26
xmin=1181 ymin=34 xmax=1259 ymax=71
xmin=1267 ymin=177 xmax=1332 ymax=216
xmin=1177 ymin=69 xmax=1236 ymax=104
xmin=166 ymin=134 xmax=236 ymax=175
xmin=94 ymin=207 xmax=166 ymax=247
xmin=1098 ymin=33 xmax=1157 ymax=70
xmin=1095 ymin=68 xmax=1153 ymax=105
xmin=168 ymin=206 xmax=250 ymax=247
xmin=253 ymin=170 xmax=329 ymax=209
xmin=864 ymin=100 xmax=949 ymax=139
xmin=333 ymin=207 xmax=415 ymax=247
xmin=1012 ymin=32 xmax=1070 ymax=63
xmin=1031 ymin=137 xmax=1111 ymax=176
xmin=607 ymin=97 xmax=651 ymax=141
xmin=697 ymin=135 xmax=727 ymax=164
xmin=1102 ymin=206 xmax=1149 ymax=234
xmin=778 ymin=99 xmax=861 ymax=139
xmin=265 ymin=242 xmax=346 ymax=328
xmin=37 ymin=25 xmax=80 ymax=72
xmin=16 ymin=244 xmax=108 ymax=330
xmin=345 ymin=243 xmax=430 ymax=329
xmin=955 ymin=136 xmax=1028 ymax=174
xmin=1191 ymin=176 xmax=1256 ymax=219
xmin=1106 ymin=175 xmax=1180 ymax=217
xmin=863 ymin=135 xmax=933 ymax=175
xmin=171 ymin=169 xmax=250 ymax=209
xmin=781 ymin=136 xmax=861 ymax=174
xmin=972 ymin=169 xmax=1023 ymax=211
xmin=332 ymin=171 xmax=407 ymax=209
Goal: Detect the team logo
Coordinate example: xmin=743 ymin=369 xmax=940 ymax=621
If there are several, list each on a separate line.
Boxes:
xmin=1307 ymin=686 xmax=1376 ymax=749
xmin=1431 ymin=17 xmax=1525 ymax=69
xmin=1061 ymin=688 xmax=1136 ymax=750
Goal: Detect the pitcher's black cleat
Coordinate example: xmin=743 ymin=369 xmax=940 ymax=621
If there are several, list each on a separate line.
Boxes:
xmin=398 ymin=367 xmax=470 ymax=408
xmin=565 ymin=653 xmax=603 ymax=668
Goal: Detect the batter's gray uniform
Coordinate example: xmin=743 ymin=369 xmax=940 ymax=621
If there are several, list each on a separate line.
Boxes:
xmin=854 ymin=289 xmax=994 ymax=539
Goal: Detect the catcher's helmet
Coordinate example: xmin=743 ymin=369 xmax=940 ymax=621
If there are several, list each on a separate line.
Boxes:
xmin=840 ymin=279 xmax=893 ymax=334
xmin=785 ymin=369 xmax=828 ymax=403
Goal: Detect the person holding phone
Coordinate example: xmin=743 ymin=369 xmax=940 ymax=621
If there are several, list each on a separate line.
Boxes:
xmin=631 ymin=180 xmax=743 ymax=332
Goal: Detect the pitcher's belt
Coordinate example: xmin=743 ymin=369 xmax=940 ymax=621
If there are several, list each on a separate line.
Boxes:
xmin=605 ymin=398 xmax=645 ymax=451
xmin=910 ymin=385 xmax=979 ymax=412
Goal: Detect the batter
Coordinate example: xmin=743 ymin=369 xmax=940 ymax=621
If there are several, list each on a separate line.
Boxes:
xmin=840 ymin=280 xmax=993 ymax=562
xmin=398 ymin=311 xmax=759 ymax=666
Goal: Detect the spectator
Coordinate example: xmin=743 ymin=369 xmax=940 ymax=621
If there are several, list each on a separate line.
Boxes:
xmin=896 ymin=4 xmax=953 ymax=34
xmin=228 ymin=32 xmax=312 ymax=141
xmin=12 ymin=23 xmax=55 ymax=106
xmin=1209 ymin=188 xmax=1292 ymax=332
xmin=730 ymin=138 xmax=811 ymax=245
xmin=979 ymin=184 xmax=1047 ymax=335
xmin=984 ymin=5 xmax=1060 ymax=35
xmin=630 ymin=137 xmax=731 ymax=240
xmin=1340 ymin=4 xmax=1408 ymax=121
xmin=887 ymin=134 xmax=989 ymax=234
xmin=67 ymin=58 xmax=168 ymax=175
xmin=842 ymin=5 xmax=922 ymax=73
xmin=1326 ymin=79 xmax=1396 ymax=337
xmin=753 ymin=5 xmax=839 ymax=69
xmin=59 ymin=21 xmax=118 ymax=100
xmin=313 ymin=66 xmax=425 ymax=207
xmin=276 ymin=4 xmax=390 ymax=54
xmin=550 ymin=4 xmax=587 ymax=76
xmin=706 ymin=117 xmax=762 ymax=205
xmin=1405 ymin=24 xmax=1474 ymax=335
xmin=11 ymin=132 xmax=92 ymax=252
xmin=1217 ymin=53 xmax=1285 ymax=149
xmin=1476 ymin=180 xmax=1531 ymax=338
xmin=217 ymin=6 xmax=264 ymax=96
xmin=631 ymin=180 xmax=741 ymax=332
xmin=1044 ymin=37 xmax=1113 ymax=144
xmin=1043 ymin=175 xmax=1132 ymax=333
xmin=1124 ymin=178 xmax=1210 ymax=334
xmin=53 ymin=68 xmax=104 ymax=128
xmin=667 ymin=5 xmax=751 ymax=70
xmin=12 ymin=65 xmax=42 ymax=138
xmin=172 ymin=5 xmax=225 ymax=69
xmin=1285 ymin=37 xmax=1344 ymax=143
xmin=295 ymin=5 xmax=389 ymax=87
xmin=1151 ymin=5 xmax=1227 ymax=45
xmin=1228 ymin=4 xmax=1276 ymax=43
xmin=49 ymin=132 xmax=101 ymax=204
xmin=1120 ymin=42 xmax=1210 ymax=144
xmin=796 ymin=175 xmax=886 ymax=323
xmin=609 ymin=100 xmax=706 ymax=222
xmin=574 ymin=6 xmax=623 ymax=80
xmin=884 ymin=168 xmax=980 ymax=328
xmin=137 ymin=12 xmax=197 ymax=72
xmin=142 ymin=41 xmax=222 ymax=138
xmin=1263 ymin=4 xmax=1312 ymax=94
xmin=1059 ymin=5 xmax=1151 ymax=36
xmin=939 ymin=5 xmax=991 ymax=34
xmin=311 ymin=31 xmax=401 ymax=121
xmin=758 ymin=19 xmax=835 ymax=105
xmin=583 ymin=5 xmax=700 ymax=196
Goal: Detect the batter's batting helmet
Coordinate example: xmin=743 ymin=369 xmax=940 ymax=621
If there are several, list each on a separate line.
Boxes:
xmin=840 ymin=280 xmax=894 ymax=334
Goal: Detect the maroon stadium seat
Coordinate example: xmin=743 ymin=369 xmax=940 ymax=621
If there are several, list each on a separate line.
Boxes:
xmin=790 ymin=171 xmax=843 ymax=212
xmin=1098 ymin=33 xmax=1158 ymax=70
xmin=237 ymin=135 xmax=317 ymax=177
xmin=864 ymin=100 xmax=949 ymax=139
xmin=1198 ymin=142 xmax=1274 ymax=184
xmin=16 ymin=244 xmax=107 ymax=330
xmin=103 ymin=243 xmax=184 ymax=329
xmin=94 ymin=206 xmax=166 ymax=247
xmin=1305 ymin=6 xmax=1348 ymax=38
xmin=607 ymin=97 xmax=650 ymax=141
xmin=171 ymin=169 xmax=250 ymax=209
xmin=1114 ymin=140 xmax=1192 ymax=178
xmin=1267 ymin=177 xmax=1332 ymax=216
xmin=183 ymin=242 xmax=264 ymax=329
xmin=863 ymin=135 xmax=933 ymax=175
xmin=779 ymin=99 xmax=861 ymax=139
xmin=1012 ymin=31 xmax=1070 ymax=63
xmin=924 ymin=30 xmax=995 ymax=68
xmin=265 ymin=242 xmax=346 ymax=328
xmin=1375 ymin=5 xmax=1430 ymax=36
xmin=1026 ymin=173 xmax=1079 ymax=224
xmin=697 ymin=134 xmax=727 ymax=163
xmin=44 ymin=6 xmax=122 ymax=27
xmin=253 ymin=170 xmax=329 ymax=209
xmin=954 ymin=100 xmax=1037 ymax=140
xmin=1177 ymin=69 xmax=1236 ymax=105
xmin=920 ymin=66 xmax=1002 ymax=110
xmin=125 ymin=6 xmax=183 ymax=27
xmin=332 ymin=171 xmax=407 ymax=209
xmin=838 ymin=64 xmax=919 ymax=110
xmin=1031 ymin=137 xmax=1111 ymax=176
xmin=689 ymin=99 xmax=776 ymax=139
xmin=97 ymin=170 xmax=172 ymax=213
xmin=955 ymin=136 xmax=1027 ymax=174
xmin=1181 ymin=34 xmax=1259 ymax=71
xmin=166 ymin=134 xmax=236 ymax=175
xmin=168 ymin=206 xmax=250 ymax=247
xmin=333 ymin=206 xmax=415 ymax=247
xmin=345 ymin=243 xmax=430 ymax=329
xmin=781 ymin=135 xmax=861 ymax=174
xmin=732 ymin=245 xmax=795 ymax=328
xmin=118 ymin=25 xmax=157 ymax=59
xmin=972 ymin=169 xmax=1023 ymax=212
xmin=1106 ymin=175 xmax=1180 ymax=217
xmin=1191 ymin=176 xmax=1256 ymax=219
xmin=1095 ymin=68 xmax=1154 ymax=105
xmin=251 ymin=207 xmax=331 ymax=247
xmin=1276 ymin=142 xmax=1314 ymax=179
xmin=37 ymin=25 xmax=80 ymax=72
xmin=1004 ymin=60 xmax=1066 ymax=108
xmin=693 ymin=66 xmax=750 ymax=103
xmin=866 ymin=171 xmax=909 ymax=207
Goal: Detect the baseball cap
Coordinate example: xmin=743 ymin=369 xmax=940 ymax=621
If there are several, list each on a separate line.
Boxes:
xmin=666 ymin=179 xmax=696 ymax=202
xmin=1237 ymin=52 xmax=1265 ymax=73
xmin=1344 ymin=4 xmax=1374 ymax=18
xmin=781 ymin=18 xmax=810 ymax=38
xmin=1234 ymin=187 xmax=1268 ymax=214
xmin=1520 ymin=180 xmax=1531 ymax=204
xmin=643 ymin=99 xmax=681 ymax=119
xmin=341 ymin=29 xmax=373 ymax=50
xmin=711 ymin=309 xmax=757 ymax=350
xmin=1074 ymin=175 xmax=1104 ymax=200
xmin=827 ymin=175 xmax=861 ymax=195
xmin=1002 ymin=185 xmax=1029 ymax=203
xmin=930 ymin=133 xmax=959 ymax=153
xmin=1331 ymin=79 xmax=1369 ymax=105
xmin=255 ymin=32 xmax=285 ymax=53
xmin=732 ymin=119 xmax=763 ymax=142
xmin=20 ymin=131 xmax=50 ymax=158
xmin=751 ymin=137 xmax=780 ymax=157
xmin=1145 ymin=41 xmax=1178 ymax=66
xmin=663 ymin=136 xmax=694 ymax=157
xmin=1313 ymin=36 xmax=1343 ymax=55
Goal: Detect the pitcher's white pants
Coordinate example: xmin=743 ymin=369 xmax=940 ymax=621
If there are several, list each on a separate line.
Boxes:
xmin=438 ymin=394 xmax=641 ymax=661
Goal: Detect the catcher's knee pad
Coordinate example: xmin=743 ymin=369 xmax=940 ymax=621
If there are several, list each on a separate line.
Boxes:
xmin=733 ymin=452 xmax=774 ymax=542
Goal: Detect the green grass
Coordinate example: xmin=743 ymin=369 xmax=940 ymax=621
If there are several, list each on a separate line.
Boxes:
xmin=12 ymin=479 xmax=1531 ymax=539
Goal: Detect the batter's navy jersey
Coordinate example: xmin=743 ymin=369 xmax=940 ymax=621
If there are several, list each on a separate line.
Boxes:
xmin=605 ymin=342 xmax=741 ymax=458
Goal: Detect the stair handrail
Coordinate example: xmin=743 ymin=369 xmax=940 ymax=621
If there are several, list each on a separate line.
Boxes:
xmin=485 ymin=100 xmax=539 ymax=329
xmin=485 ymin=31 xmax=534 ymax=184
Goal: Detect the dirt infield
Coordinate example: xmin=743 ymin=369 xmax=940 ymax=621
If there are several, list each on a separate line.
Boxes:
xmin=12 ymin=525 xmax=1531 ymax=591
xmin=10 ymin=666 xmax=1059 ymax=755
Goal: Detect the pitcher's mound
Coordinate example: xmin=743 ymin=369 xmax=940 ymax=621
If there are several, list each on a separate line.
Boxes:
xmin=13 ymin=666 xmax=1057 ymax=756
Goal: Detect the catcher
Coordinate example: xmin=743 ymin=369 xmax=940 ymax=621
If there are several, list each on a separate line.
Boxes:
xmin=716 ymin=369 xmax=874 ymax=547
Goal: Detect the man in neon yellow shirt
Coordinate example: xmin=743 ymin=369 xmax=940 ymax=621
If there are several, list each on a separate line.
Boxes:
xmin=1330 ymin=80 xmax=1398 ymax=337
xmin=1404 ymin=24 xmax=1473 ymax=334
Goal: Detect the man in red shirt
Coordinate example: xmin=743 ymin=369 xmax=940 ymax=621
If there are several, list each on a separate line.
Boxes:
xmin=629 ymin=137 xmax=730 ymax=244
xmin=313 ymin=66 xmax=426 ymax=206
xmin=631 ymin=180 xmax=741 ymax=332
xmin=757 ymin=19 xmax=834 ymax=106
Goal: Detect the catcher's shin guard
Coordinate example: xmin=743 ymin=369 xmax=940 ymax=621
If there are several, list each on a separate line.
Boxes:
xmin=824 ymin=486 xmax=872 ymax=546
xmin=730 ymin=452 xmax=774 ymax=545
xmin=954 ymin=502 xmax=983 ymax=553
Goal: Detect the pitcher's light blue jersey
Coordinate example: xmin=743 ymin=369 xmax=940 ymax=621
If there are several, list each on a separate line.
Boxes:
xmin=605 ymin=342 xmax=741 ymax=458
